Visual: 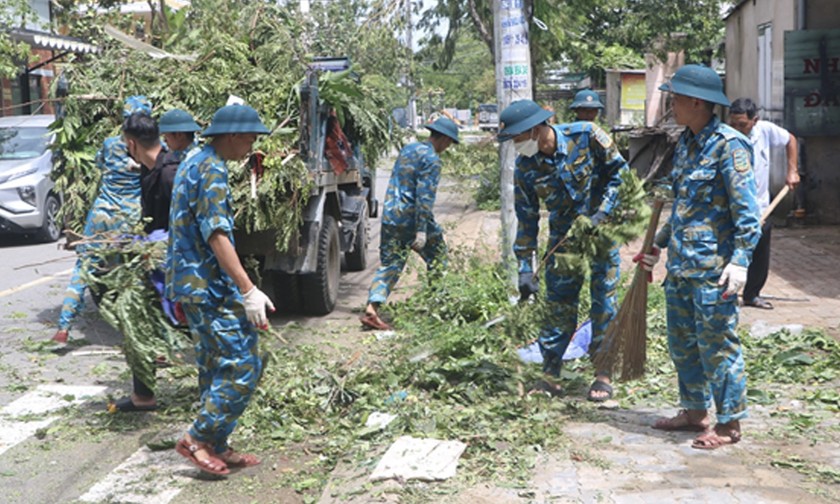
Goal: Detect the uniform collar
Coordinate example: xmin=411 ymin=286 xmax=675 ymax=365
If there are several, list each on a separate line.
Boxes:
xmin=524 ymin=125 xmax=566 ymax=165
xmin=687 ymin=115 xmax=721 ymax=148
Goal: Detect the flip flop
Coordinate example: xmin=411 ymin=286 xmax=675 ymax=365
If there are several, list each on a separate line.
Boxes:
xmin=652 ymin=410 xmax=710 ymax=432
xmin=175 ymin=438 xmax=230 ymax=476
xmin=220 ymin=448 xmax=261 ymax=468
xmin=586 ymin=379 xmax=613 ymax=402
xmin=691 ymin=427 xmax=742 ymax=450
xmin=745 ymin=297 xmax=773 ymax=310
xmin=359 ymin=313 xmax=391 ymax=331
xmin=108 ymin=396 xmax=159 ymax=413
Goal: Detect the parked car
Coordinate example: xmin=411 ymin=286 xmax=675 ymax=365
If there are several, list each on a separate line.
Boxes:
xmin=0 ymin=114 xmax=61 ymax=242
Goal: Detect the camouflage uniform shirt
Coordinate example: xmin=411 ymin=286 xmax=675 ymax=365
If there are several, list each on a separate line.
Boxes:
xmin=166 ymin=144 xmax=238 ymax=304
xmin=381 ymin=141 xmax=441 ymax=234
xmin=514 ymin=122 xmax=627 ymax=272
xmin=654 ymin=116 xmax=761 ymax=279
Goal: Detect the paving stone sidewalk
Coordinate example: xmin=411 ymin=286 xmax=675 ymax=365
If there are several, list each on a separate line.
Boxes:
xmin=442 ymin=202 xmax=840 ymax=504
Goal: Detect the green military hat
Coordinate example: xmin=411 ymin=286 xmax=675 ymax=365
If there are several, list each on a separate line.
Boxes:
xmin=425 ymin=117 xmax=460 ymax=144
xmin=659 ymin=64 xmax=730 ymax=107
xmin=570 ymin=89 xmax=604 ymax=109
xmin=202 ymin=104 xmax=270 ymax=136
xmin=497 ymin=100 xmax=554 ymax=142
xmin=159 ymin=109 xmax=202 ymax=133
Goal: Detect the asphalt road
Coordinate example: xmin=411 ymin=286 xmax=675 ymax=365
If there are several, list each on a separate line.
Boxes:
xmin=0 ymin=161 xmax=394 ymax=503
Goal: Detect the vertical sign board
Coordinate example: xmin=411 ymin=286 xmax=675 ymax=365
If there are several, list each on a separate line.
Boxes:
xmin=784 ymin=29 xmax=840 ymax=136
xmin=620 ymin=73 xmax=646 ymax=111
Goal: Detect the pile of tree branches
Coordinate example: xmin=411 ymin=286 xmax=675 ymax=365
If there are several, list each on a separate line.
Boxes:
xmin=51 ymin=0 xmax=398 ymax=236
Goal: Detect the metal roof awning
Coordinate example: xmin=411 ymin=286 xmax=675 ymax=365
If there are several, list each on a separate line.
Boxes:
xmin=10 ymin=28 xmax=100 ymax=54
xmin=104 ymin=25 xmax=196 ymax=61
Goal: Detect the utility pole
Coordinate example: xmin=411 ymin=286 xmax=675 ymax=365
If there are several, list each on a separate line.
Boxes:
xmin=405 ymin=0 xmax=416 ymax=130
xmin=494 ymin=0 xmax=532 ymax=286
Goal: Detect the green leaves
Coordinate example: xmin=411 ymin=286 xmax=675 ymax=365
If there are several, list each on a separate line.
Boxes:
xmin=78 ymin=237 xmax=191 ymax=392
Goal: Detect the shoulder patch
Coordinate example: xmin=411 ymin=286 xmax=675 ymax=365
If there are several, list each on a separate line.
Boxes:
xmin=593 ymin=127 xmax=614 ymax=148
xmin=731 ymin=148 xmax=751 ymax=173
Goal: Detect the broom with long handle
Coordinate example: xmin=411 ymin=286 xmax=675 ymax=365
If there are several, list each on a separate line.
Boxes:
xmin=594 ymin=199 xmax=666 ymax=382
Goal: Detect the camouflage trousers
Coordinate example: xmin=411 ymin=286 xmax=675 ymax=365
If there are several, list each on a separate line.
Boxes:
xmin=58 ymin=206 xmax=139 ymax=331
xmin=182 ymin=299 xmax=262 ymax=454
xmin=58 ymin=260 xmax=87 ymax=330
xmin=539 ymin=245 xmax=620 ymax=377
xmin=664 ymin=275 xmax=747 ymax=423
xmin=367 ymin=223 xmax=447 ymax=305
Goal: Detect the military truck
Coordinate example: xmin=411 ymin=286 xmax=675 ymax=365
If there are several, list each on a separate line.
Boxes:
xmin=235 ymin=57 xmax=377 ymax=315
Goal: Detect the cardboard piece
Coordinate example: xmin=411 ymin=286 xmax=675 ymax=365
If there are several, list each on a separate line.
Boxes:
xmin=370 ymin=436 xmax=467 ymax=482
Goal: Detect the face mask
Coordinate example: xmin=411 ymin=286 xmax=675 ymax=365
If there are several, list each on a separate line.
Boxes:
xmin=514 ymin=137 xmax=539 ymax=157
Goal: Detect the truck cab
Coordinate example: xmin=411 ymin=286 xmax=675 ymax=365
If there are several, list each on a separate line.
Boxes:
xmin=477 ymin=103 xmax=498 ymax=132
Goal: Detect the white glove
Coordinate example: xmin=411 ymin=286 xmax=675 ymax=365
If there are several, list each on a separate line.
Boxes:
xmin=242 ymin=286 xmax=275 ymax=328
xmin=633 ymin=246 xmax=661 ymax=272
xmin=718 ymin=263 xmax=748 ymax=299
xmin=411 ymin=231 xmax=427 ymax=252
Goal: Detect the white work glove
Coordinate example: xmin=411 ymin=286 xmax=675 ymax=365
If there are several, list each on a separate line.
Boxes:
xmin=632 ymin=246 xmax=661 ymax=283
xmin=242 ymin=286 xmax=275 ymax=329
xmin=632 ymin=246 xmax=661 ymax=271
xmin=718 ymin=263 xmax=748 ymax=300
xmin=411 ymin=231 xmax=427 ymax=252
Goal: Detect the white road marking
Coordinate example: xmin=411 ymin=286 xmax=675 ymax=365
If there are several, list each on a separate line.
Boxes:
xmin=0 ymin=384 xmax=106 ymax=455
xmin=0 ymin=267 xmax=73 ymax=298
xmin=0 ymin=417 xmax=55 ymax=456
xmin=78 ymin=447 xmax=191 ymax=504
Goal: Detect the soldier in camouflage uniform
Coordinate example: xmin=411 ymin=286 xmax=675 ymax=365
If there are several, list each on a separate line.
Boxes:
xmin=159 ymin=108 xmax=202 ymax=164
xmin=638 ymin=65 xmax=761 ymax=449
xmin=569 ymin=89 xmax=604 ymax=122
xmin=497 ymin=99 xmax=628 ymax=401
xmin=360 ymin=118 xmax=460 ymax=331
xmin=52 ymin=96 xmax=152 ymax=344
xmin=167 ymin=104 xmax=273 ymax=475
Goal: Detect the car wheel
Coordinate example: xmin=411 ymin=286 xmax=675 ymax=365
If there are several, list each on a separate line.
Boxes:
xmin=36 ymin=194 xmax=61 ymax=242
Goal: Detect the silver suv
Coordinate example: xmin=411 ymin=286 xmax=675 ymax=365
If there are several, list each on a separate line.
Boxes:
xmin=0 ymin=114 xmax=61 ymax=242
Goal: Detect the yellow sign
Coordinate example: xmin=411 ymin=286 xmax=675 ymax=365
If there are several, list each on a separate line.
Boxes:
xmin=620 ymin=73 xmax=646 ymax=111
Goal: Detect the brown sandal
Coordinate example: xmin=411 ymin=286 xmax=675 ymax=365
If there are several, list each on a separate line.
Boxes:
xmin=175 ymin=438 xmax=230 ymax=475
xmin=220 ymin=448 xmax=261 ymax=467
xmin=360 ymin=313 xmax=392 ymax=331
xmin=652 ymin=409 xmax=710 ymax=432
xmin=692 ymin=425 xmax=742 ymax=450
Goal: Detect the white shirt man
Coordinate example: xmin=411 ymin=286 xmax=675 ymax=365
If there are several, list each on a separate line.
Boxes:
xmin=728 ymin=98 xmax=800 ymax=309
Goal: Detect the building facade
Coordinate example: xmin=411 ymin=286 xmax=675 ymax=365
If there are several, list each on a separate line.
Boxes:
xmin=725 ymin=0 xmax=840 ymax=224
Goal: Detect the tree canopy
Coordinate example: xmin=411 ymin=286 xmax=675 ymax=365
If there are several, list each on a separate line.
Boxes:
xmin=419 ymin=0 xmax=728 ymax=89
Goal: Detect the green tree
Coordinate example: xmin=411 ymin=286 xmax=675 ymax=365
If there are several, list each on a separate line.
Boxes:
xmin=419 ymin=0 xmax=727 ymax=86
xmin=1 ymin=0 xmax=38 ymax=79
xmin=415 ymin=35 xmax=495 ymax=110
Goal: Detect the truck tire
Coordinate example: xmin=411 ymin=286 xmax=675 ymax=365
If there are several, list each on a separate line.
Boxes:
xmin=344 ymin=203 xmax=368 ymax=272
xmin=272 ymin=271 xmax=302 ymax=314
xmin=300 ymin=215 xmax=340 ymax=315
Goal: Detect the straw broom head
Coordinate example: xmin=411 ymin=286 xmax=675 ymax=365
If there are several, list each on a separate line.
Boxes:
xmin=593 ymin=200 xmax=665 ymax=382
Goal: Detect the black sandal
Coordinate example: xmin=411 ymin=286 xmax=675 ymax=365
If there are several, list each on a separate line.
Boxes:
xmin=108 ymin=396 xmax=158 ymax=413
xmin=587 ymin=379 xmax=613 ymax=402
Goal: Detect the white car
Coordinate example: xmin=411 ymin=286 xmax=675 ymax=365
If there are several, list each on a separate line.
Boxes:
xmin=0 ymin=114 xmax=61 ymax=242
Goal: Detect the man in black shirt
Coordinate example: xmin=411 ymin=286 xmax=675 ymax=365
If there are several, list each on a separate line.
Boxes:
xmin=112 ymin=112 xmax=175 ymax=412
